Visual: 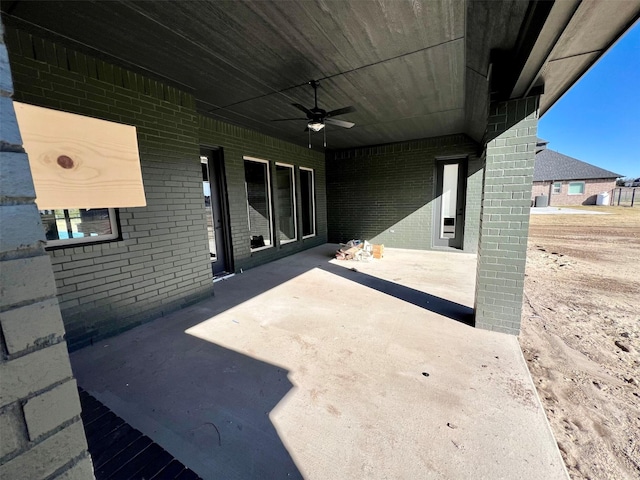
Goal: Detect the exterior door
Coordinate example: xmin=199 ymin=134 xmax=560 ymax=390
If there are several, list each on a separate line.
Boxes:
xmin=433 ymin=158 xmax=467 ymax=249
xmin=201 ymin=148 xmax=231 ymax=276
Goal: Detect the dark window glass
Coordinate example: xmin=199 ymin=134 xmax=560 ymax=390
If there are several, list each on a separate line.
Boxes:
xmin=39 ymin=208 xmax=117 ymax=246
xmin=275 ymin=164 xmax=296 ymax=243
xmin=244 ymin=160 xmax=272 ymax=250
xmin=300 ymin=169 xmax=315 ymax=237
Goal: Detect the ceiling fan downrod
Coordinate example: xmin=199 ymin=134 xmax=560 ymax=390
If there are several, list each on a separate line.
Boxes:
xmin=309 ymin=80 xmax=320 ymax=110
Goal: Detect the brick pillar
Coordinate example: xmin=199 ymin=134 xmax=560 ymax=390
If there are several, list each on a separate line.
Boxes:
xmin=0 ymin=20 xmax=95 ymax=479
xmin=474 ymin=96 xmax=539 ymax=335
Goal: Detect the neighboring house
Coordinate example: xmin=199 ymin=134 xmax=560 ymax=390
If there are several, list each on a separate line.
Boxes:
xmin=532 ymin=140 xmax=621 ymax=206
xmin=2 ymin=3 xmax=639 ymax=477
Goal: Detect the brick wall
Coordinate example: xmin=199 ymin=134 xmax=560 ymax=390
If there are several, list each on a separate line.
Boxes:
xmin=0 ymin=20 xmax=93 ymax=479
xmin=326 ymin=134 xmax=482 ymax=252
xmin=474 ymin=97 xmax=539 ymax=335
xmin=6 ymin=27 xmax=329 ymax=349
xmin=532 ymin=179 xmax=616 ymax=206
xmin=6 ymin=27 xmax=213 ymax=350
xmin=463 ymin=157 xmax=484 ymax=252
xmin=198 ymin=116 xmax=327 ymax=271
xmin=530 ymin=181 xmax=550 ymax=201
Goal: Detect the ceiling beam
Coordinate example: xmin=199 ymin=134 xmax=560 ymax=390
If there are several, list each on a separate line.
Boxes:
xmin=489 ymin=0 xmax=555 ymax=102
xmin=510 ymin=0 xmax=581 ymax=99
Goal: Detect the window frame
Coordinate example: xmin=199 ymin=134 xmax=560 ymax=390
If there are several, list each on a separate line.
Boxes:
xmin=40 ymin=208 xmax=120 ymax=248
xmin=244 ymin=156 xmax=274 ymax=252
xmin=275 ymin=162 xmax=298 ymax=245
xmin=552 ymin=182 xmax=562 ymax=194
xmin=300 ymin=167 xmax=316 ymax=239
xmin=568 ymin=181 xmax=585 ymax=195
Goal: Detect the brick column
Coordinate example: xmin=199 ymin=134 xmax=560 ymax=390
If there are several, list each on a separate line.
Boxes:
xmin=0 ymin=20 xmax=94 ymax=479
xmin=474 ymin=96 xmax=539 ymax=334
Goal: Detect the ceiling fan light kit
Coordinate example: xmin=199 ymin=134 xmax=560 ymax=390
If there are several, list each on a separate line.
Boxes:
xmin=273 ymin=80 xmax=356 ymax=148
xmin=307 ymin=121 xmax=325 ymax=132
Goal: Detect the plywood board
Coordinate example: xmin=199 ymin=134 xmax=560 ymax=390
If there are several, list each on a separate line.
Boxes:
xmin=14 ymin=102 xmax=146 ymax=209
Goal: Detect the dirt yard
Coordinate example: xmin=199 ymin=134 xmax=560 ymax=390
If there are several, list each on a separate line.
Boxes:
xmin=520 ymin=206 xmax=640 ymax=479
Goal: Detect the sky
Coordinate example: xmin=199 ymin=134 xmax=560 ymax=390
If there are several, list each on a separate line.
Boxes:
xmin=538 ymin=22 xmax=640 ymax=179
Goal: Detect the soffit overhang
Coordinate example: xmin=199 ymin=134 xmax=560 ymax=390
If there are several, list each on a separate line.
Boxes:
xmin=2 ymin=0 xmax=638 ymax=150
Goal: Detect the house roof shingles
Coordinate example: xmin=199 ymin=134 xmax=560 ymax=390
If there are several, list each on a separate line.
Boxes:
xmin=533 ymin=149 xmax=622 ymax=182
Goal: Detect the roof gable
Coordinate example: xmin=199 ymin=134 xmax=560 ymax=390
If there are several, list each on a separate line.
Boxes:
xmin=533 ymin=149 xmax=622 ymax=181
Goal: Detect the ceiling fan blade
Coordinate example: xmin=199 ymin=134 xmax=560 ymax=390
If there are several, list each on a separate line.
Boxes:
xmin=291 ymin=103 xmax=313 ymax=116
xmin=325 ymin=118 xmax=355 ymax=129
xmin=326 ymin=106 xmax=355 ymax=118
xmin=271 ymin=118 xmax=307 ymax=122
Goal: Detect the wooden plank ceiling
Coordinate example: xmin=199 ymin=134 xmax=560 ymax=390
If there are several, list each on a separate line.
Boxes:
xmin=2 ymin=0 xmax=637 ymax=150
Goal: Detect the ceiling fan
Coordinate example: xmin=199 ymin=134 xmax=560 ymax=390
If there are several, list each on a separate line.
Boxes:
xmin=273 ymin=80 xmax=356 ymax=147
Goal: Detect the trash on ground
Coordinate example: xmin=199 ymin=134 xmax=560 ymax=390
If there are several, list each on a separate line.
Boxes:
xmin=335 ymin=239 xmax=383 ymax=261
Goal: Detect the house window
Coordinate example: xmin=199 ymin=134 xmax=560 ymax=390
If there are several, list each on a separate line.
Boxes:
xmin=39 ymin=208 xmax=119 ymax=247
xmin=300 ymin=167 xmax=316 ymax=238
xmin=275 ymin=163 xmax=297 ymax=244
xmin=568 ymin=182 xmax=585 ymax=195
xmin=244 ymin=157 xmax=273 ymax=251
xmin=552 ymin=182 xmax=562 ymax=194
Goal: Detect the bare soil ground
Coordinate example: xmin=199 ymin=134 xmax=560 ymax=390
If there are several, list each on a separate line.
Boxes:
xmin=520 ymin=206 xmax=640 ymax=479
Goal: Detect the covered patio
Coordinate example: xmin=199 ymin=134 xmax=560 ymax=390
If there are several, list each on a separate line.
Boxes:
xmin=71 ymin=245 xmax=566 ymax=479
xmin=2 ymin=2 xmax=638 ymax=478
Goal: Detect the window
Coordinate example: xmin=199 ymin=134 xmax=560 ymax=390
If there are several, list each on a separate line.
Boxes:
xmin=568 ymin=182 xmax=585 ymax=195
xmin=244 ymin=157 xmax=273 ymax=251
xmin=275 ymin=163 xmax=297 ymax=244
xmin=552 ymin=182 xmax=562 ymax=194
xmin=39 ymin=208 xmax=119 ymax=247
xmin=440 ymin=163 xmax=459 ymax=239
xmin=201 ymin=156 xmax=217 ymax=260
xmin=300 ymin=167 xmax=316 ymax=238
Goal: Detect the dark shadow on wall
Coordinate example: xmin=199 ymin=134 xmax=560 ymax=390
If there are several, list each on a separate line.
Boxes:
xmin=325 ymin=134 xmax=483 ymax=246
xmin=582 ymin=195 xmax=597 ymax=205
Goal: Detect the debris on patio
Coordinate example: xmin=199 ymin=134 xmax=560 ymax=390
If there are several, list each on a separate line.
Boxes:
xmin=335 ymin=240 xmax=384 ymax=261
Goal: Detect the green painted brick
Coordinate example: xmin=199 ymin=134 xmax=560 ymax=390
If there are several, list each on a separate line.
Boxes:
xmin=475 ymin=96 xmax=539 ymax=335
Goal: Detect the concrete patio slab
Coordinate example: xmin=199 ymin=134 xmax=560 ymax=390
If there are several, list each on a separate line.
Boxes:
xmin=71 ymin=244 xmax=567 ymax=480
